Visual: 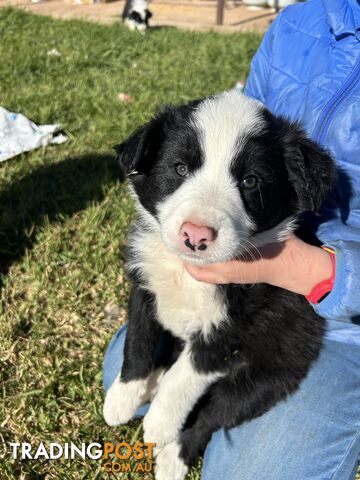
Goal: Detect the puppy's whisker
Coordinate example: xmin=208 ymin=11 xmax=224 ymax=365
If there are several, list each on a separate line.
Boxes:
xmin=237 ymin=241 xmax=263 ymax=287
xmin=258 ymin=184 xmax=265 ymax=209
xmin=238 ymin=237 xmax=264 ymax=262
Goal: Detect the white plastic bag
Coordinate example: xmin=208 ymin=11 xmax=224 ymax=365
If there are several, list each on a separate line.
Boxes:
xmin=0 ymin=107 xmax=67 ymax=162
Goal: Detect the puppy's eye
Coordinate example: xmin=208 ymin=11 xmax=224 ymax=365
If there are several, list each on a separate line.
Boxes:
xmin=241 ymin=175 xmax=258 ymax=188
xmin=175 ymin=163 xmax=189 ymax=177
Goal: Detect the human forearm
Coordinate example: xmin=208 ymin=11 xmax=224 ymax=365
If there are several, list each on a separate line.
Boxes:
xmin=260 ymin=236 xmax=333 ymax=296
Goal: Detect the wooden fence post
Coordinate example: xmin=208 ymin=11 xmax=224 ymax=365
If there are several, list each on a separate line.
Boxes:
xmin=216 ymin=0 xmax=225 ymax=25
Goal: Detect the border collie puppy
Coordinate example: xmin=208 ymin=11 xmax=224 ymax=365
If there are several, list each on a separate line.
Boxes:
xmin=103 ymin=91 xmax=336 ymax=480
xmin=122 ymin=0 xmax=152 ymax=32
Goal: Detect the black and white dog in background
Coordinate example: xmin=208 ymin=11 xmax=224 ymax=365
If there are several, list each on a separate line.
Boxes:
xmin=103 ymin=91 xmax=336 ymax=480
xmin=122 ymin=0 xmax=152 ymax=32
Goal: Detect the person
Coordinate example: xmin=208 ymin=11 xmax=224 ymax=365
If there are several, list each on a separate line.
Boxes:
xmin=103 ymin=0 xmax=360 ymax=477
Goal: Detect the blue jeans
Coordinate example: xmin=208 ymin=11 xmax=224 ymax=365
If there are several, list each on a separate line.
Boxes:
xmin=103 ymin=325 xmax=360 ymax=480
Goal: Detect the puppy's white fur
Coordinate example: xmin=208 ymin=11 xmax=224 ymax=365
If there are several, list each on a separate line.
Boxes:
xmin=103 ymin=377 xmax=148 ymax=426
xmin=143 ymin=347 xmax=223 ymax=447
xmin=103 ymin=367 xmax=165 ymax=426
xmin=128 ymin=227 xmax=229 ymax=340
xmin=155 ymin=441 xmax=188 ymax=480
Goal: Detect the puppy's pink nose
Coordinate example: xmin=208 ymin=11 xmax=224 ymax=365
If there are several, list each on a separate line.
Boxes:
xmin=180 ymin=222 xmax=217 ymax=251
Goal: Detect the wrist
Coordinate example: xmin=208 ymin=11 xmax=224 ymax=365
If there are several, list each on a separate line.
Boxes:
xmin=305 ymin=247 xmax=335 ymax=303
xmin=261 ymin=239 xmax=334 ymax=296
xmin=303 ymin=245 xmax=334 ymax=296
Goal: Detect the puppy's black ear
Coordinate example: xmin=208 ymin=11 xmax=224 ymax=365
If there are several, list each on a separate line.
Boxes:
xmin=113 ymin=108 xmax=171 ymax=177
xmin=282 ymin=123 xmax=337 ymax=213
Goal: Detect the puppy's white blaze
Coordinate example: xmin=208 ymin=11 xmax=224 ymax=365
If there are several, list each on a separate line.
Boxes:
xmin=193 ymin=90 xmax=265 ymax=175
xmin=143 ymin=347 xmax=223 ymax=447
xmin=157 ymin=167 xmax=254 ymax=264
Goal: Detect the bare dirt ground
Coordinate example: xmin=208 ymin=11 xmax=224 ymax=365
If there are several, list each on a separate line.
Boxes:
xmin=0 ymin=0 xmax=276 ymax=32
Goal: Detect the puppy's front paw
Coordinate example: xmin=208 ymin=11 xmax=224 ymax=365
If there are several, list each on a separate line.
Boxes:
xmin=103 ymin=377 xmax=147 ymax=426
xmin=143 ymin=406 xmax=179 ymax=447
xmin=155 ymin=441 xmax=188 ymax=480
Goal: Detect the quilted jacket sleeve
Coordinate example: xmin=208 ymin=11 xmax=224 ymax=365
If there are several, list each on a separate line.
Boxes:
xmin=313 ymin=241 xmax=360 ymax=322
xmin=244 ymin=14 xmax=281 ymax=103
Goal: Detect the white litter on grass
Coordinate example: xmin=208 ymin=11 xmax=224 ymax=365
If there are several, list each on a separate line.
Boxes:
xmin=47 ymin=48 xmax=62 ymax=57
xmin=0 ymin=107 xmax=68 ymax=162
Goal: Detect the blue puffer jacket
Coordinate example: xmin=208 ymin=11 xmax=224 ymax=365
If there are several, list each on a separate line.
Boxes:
xmin=245 ymin=0 xmax=360 ymax=342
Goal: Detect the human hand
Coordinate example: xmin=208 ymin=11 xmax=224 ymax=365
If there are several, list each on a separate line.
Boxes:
xmin=183 ymin=234 xmax=334 ymax=296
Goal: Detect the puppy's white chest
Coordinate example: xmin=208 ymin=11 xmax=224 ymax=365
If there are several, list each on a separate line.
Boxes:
xmin=152 ymin=259 xmax=225 ymax=339
xmin=129 ymin=232 xmax=227 ymax=339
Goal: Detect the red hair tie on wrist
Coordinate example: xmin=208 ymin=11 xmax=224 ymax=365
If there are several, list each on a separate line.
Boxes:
xmin=305 ymin=246 xmax=336 ymax=305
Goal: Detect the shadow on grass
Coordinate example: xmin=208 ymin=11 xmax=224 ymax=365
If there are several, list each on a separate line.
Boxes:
xmin=0 ymin=153 xmax=122 ymax=283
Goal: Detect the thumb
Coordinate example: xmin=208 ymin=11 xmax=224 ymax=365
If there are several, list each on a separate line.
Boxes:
xmin=183 ymin=262 xmax=225 ymax=284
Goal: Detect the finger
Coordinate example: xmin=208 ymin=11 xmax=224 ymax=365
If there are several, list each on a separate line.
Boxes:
xmin=183 ymin=263 xmax=226 ymax=284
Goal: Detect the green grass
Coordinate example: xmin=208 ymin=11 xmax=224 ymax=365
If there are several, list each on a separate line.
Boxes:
xmin=0 ymin=8 xmax=260 ymax=479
